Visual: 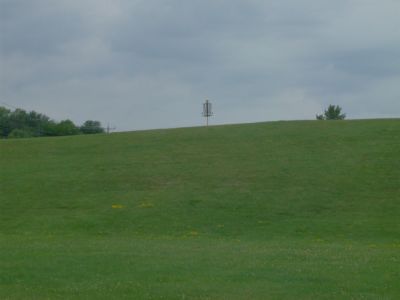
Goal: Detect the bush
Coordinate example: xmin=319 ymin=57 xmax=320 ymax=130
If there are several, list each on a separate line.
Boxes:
xmin=317 ymin=105 xmax=346 ymax=120
xmin=8 ymin=128 xmax=33 ymax=138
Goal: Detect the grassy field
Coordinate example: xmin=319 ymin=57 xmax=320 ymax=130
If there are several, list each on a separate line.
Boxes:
xmin=1 ymin=119 xmax=399 ymax=299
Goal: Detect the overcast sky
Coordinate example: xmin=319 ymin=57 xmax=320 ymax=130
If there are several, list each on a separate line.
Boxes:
xmin=1 ymin=0 xmax=399 ymax=131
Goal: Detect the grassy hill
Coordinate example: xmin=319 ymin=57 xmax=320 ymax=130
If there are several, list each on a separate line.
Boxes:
xmin=1 ymin=119 xmax=399 ymax=299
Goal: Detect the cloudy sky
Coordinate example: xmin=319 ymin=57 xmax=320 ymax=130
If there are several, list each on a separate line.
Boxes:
xmin=1 ymin=0 xmax=399 ymax=131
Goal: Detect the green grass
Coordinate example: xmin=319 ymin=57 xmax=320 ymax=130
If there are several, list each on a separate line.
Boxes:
xmin=1 ymin=119 xmax=400 ymax=299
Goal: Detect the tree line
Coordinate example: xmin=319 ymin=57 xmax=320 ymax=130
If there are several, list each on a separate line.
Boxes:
xmin=0 ymin=106 xmax=104 ymax=139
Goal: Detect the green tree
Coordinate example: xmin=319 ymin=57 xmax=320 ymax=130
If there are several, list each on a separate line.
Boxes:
xmin=0 ymin=106 xmax=11 ymax=138
xmin=9 ymin=108 xmax=29 ymax=131
xmin=316 ymin=105 xmax=346 ymax=120
xmin=55 ymin=120 xmax=80 ymax=136
xmin=80 ymin=120 xmax=104 ymax=134
xmin=27 ymin=111 xmax=52 ymax=137
xmin=41 ymin=120 xmax=58 ymax=137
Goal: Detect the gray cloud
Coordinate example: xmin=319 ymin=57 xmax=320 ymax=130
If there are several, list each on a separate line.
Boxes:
xmin=1 ymin=0 xmax=400 ymax=130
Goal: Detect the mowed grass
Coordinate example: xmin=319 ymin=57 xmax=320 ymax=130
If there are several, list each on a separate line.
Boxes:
xmin=1 ymin=119 xmax=399 ymax=299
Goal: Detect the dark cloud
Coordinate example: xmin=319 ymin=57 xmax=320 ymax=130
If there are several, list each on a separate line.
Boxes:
xmin=1 ymin=0 xmax=400 ymax=130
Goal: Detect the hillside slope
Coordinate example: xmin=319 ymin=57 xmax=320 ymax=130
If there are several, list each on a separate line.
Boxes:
xmin=1 ymin=119 xmax=399 ymax=299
